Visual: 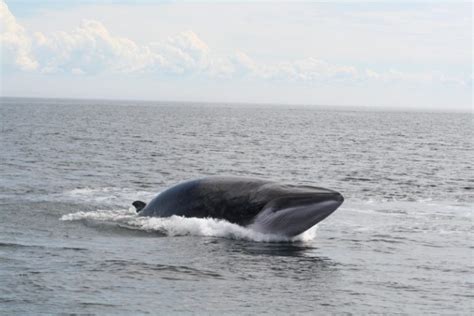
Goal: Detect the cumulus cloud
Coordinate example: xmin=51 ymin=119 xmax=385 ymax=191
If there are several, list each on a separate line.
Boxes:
xmin=0 ymin=1 xmax=467 ymax=86
xmin=269 ymin=57 xmax=358 ymax=82
xmin=0 ymin=1 xmax=38 ymax=70
xmin=149 ymin=30 xmax=212 ymax=74
xmin=31 ymin=19 xmax=165 ymax=74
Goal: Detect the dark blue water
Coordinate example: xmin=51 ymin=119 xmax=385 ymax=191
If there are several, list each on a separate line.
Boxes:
xmin=1 ymin=97 xmax=472 ymax=314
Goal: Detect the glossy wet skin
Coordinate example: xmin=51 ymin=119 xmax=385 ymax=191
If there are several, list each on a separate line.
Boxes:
xmin=136 ymin=176 xmax=344 ymax=236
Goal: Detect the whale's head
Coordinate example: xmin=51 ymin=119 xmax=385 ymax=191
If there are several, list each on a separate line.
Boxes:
xmin=249 ymin=185 xmax=344 ymax=237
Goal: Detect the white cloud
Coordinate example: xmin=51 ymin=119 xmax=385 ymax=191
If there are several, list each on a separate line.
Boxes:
xmin=0 ymin=1 xmax=38 ymax=70
xmin=279 ymin=58 xmax=358 ymax=82
xmin=71 ymin=67 xmax=85 ymax=75
xmin=0 ymin=0 xmax=468 ymax=87
xmin=229 ymin=55 xmax=360 ymax=82
xmin=33 ymin=19 xmax=164 ymax=74
xmin=149 ymin=30 xmax=211 ymax=74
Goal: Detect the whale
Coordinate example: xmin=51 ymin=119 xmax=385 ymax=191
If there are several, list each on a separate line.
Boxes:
xmin=133 ymin=176 xmax=344 ymax=237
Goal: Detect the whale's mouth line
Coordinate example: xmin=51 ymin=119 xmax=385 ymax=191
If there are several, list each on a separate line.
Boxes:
xmin=265 ymin=193 xmax=343 ymax=212
xmin=249 ymin=197 xmax=343 ymax=237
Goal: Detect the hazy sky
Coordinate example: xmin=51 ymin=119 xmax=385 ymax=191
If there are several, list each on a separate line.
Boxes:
xmin=1 ymin=1 xmax=472 ymax=111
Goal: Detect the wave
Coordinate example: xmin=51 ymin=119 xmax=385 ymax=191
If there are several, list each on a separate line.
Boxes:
xmin=61 ymin=187 xmax=156 ymax=206
xmin=58 ymin=186 xmax=473 ymax=212
xmin=344 ymin=200 xmax=473 ymax=218
xmin=61 ymin=186 xmax=472 ymax=206
xmin=60 ymin=209 xmax=318 ymax=243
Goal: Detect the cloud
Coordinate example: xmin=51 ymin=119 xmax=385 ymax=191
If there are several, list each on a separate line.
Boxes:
xmin=0 ymin=1 xmax=468 ymax=87
xmin=32 ymin=19 xmax=165 ymax=74
xmin=150 ymin=30 xmax=213 ymax=75
xmin=71 ymin=67 xmax=85 ymax=75
xmin=272 ymin=58 xmax=358 ymax=82
xmin=0 ymin=1 xmax=38 ymax=70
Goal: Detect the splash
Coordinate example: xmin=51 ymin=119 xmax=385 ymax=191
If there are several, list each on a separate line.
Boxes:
xmin=60 ymin=209 xmax=318 ymax=243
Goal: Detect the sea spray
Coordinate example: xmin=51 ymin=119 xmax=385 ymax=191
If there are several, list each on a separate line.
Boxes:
xmin=60 ymin=209 xmax=318 ymax=242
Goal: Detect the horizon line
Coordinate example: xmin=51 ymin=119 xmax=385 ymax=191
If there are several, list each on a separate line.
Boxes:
xmin=0 ymin=95 xmax=471 ymax=114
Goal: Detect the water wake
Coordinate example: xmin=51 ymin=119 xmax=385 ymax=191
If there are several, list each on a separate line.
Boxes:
xmin=60 ymin=209 xmax=318 ymax=242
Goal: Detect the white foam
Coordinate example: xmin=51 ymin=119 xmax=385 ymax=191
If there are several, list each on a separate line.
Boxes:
xmin=60 ymin=209 xmax=318 ymax=243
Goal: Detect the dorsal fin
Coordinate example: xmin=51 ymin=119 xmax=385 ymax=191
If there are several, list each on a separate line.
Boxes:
xmin=132 ymin=201 xmax=146 ymax=213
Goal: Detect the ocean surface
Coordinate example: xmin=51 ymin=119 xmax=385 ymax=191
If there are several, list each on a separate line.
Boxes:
xmin=0 ymin=97 xmax=472 ymax=315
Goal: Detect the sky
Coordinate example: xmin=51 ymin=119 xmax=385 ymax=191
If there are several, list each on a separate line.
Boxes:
xmin=0 ymin=0 xmax=472 ymax=111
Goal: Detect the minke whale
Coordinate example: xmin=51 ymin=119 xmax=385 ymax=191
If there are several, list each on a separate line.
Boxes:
xmin=133 ymin=176 xmax=344 ymax=237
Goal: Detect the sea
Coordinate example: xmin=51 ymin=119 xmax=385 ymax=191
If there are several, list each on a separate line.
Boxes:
xmin=0 ymin=97 xmax=472 ymax=315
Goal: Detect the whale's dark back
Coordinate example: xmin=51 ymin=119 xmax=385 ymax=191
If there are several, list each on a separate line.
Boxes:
xmin=138 ymin=177 xmax=274 ymax=225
